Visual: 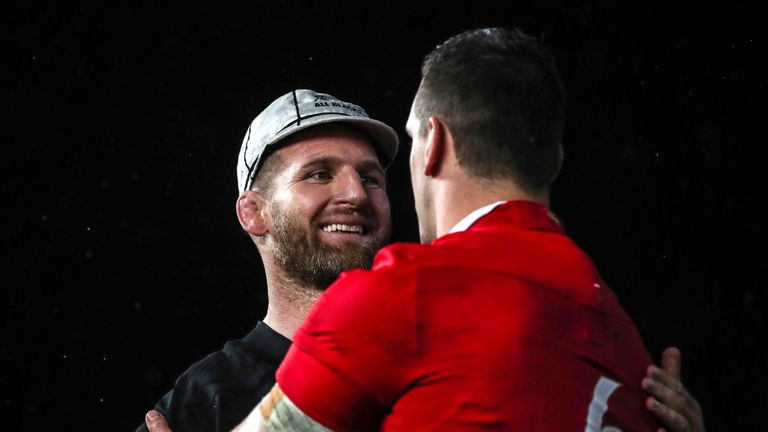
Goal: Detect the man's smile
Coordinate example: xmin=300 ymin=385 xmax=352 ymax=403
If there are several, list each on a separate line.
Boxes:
xmin=321 ymin=224 xmax=364 ymax=234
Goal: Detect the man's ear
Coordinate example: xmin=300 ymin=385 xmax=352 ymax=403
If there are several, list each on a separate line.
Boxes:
xmin=424 ymin=116 xmax=447 ymax=177
xmin=236 ymin=191 xmax=269 ymax=236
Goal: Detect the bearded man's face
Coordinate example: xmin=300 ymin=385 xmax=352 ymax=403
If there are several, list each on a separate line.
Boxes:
xmin=263 ymin=125 xmax=392 ymax=289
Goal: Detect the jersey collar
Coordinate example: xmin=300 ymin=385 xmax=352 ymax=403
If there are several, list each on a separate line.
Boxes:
xmin=448 ymin=201 xmax=507 ymax=234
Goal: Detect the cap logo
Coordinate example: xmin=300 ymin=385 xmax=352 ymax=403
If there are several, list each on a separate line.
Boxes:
xmin=313 ymin=94 xmax=365 ymax=115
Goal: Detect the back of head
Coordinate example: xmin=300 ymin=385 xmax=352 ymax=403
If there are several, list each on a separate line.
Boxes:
xmin=414 ymin=27 xmax=566 ymax=194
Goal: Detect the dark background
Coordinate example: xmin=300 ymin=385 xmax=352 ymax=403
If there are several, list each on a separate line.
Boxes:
xmin=3 ymin=1 xmax=765 ymax=430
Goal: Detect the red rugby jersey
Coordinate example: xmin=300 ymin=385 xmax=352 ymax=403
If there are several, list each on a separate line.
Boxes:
xmin=277 ymin=201 xmax=660 ymax=431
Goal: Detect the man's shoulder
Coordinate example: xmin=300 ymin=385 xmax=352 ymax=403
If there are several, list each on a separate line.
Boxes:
xmin=327 ymin=242 xmax=429 ymax=295
xmin=143 ymin=328 xmax=285 ymax=431
xmin=311 ymin=245 xmax=424 ymax=327
xmin=176 ymin=340 xmax=247 ymax=382
xmin=173 ymin=325 xmax=287 ymax=391
xmin=370 ymin=235 xmax=506 ymax=271
xmin=371 ymin=241 xmax=442 ymax=269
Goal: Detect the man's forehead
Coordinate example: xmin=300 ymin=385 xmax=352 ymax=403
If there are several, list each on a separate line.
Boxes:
xmin=275 ymin=135 xmax=383 ymax=170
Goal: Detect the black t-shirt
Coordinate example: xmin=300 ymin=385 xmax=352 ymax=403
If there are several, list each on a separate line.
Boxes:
xmin=135 ymin=322 xmax=290 ymax=432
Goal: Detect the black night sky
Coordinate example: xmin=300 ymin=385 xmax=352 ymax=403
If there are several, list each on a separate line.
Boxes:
xmin=4 ymin=1 xmax=765 ymax=430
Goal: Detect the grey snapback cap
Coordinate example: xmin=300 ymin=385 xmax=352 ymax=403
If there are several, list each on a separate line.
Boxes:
xmin=237 ymin=89 xmax=399 ymax=193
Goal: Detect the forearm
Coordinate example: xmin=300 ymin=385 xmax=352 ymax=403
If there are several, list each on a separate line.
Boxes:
xmin=233 ymin=384 xmax=333 ymax=432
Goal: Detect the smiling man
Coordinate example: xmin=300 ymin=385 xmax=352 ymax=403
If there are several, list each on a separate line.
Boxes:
xmin=243 ymin=123 xmax=392 ymax=312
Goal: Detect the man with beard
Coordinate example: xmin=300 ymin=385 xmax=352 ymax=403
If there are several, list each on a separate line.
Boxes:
xmin=136 ymin=89 xmax=398 ymax=432
xmin=235 ymin=29 xmax=705 ymax=432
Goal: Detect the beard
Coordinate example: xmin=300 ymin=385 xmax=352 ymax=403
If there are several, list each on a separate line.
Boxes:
xmin=270 ymin=204 xmax=389 ymax=290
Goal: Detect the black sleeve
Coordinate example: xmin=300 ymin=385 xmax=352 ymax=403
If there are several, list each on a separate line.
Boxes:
xmin=134 ymin=420 xmax=148 ymax=432
xmin=131 ymin=340 xmax=278 ymax=432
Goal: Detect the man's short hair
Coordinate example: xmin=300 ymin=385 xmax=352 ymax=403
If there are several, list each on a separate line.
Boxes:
xmin=414 ymin=27 xmax=567 ymax=193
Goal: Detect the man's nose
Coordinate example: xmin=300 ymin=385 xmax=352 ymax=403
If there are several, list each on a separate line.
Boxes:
xmin=333 ymin=168 xmax=368 ymax=207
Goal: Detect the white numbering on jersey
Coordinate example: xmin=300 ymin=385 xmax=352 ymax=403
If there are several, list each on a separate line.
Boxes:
xmin=584 ymin=376 xmax=623 ymax=432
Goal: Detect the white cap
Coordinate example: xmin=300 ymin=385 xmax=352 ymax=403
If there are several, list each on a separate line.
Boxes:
xmin=237 ymin=89 xmax=399 ymax=192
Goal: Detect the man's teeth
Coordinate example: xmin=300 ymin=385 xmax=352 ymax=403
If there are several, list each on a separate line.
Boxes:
xmin=322 ymin=224 xmax=363 ymax=234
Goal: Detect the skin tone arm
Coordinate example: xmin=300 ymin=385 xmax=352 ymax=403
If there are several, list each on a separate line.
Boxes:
xmin=231 ymin=385 xmax=329 ymax=432
xmin=144 ymin=347 xmax=705 ymax=432
xmin=143 ymin=387 xmax=325 ymax=432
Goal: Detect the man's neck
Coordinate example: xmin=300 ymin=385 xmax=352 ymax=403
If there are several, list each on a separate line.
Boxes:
xmin=261 ymin=266 xmax=323 ymax=340
xmin=434 ymin=179 xmax=549 ymax=240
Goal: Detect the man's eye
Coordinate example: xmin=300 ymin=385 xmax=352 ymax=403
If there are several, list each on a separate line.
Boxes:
xmin=309 ymin=171 xmax=332 ymax=180
xmin=361 ymin=175 xmax=381 ymax=185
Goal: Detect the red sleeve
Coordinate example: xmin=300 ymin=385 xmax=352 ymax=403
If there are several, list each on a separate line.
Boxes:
xmin=276 ymin=247 xmax=418 ymax=431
